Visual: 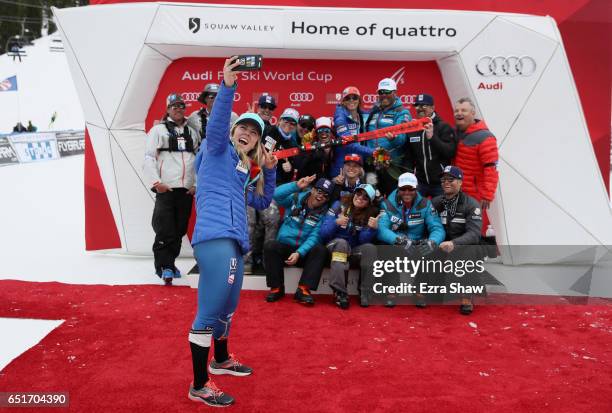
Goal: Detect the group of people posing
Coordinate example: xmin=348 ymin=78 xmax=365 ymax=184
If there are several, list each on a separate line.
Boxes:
xmin=143 ymin=58 xmax=499 ymax=407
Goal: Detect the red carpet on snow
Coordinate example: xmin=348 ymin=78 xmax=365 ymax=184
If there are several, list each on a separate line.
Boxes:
xmin=0 ymin=280 xmax=611 ymax=412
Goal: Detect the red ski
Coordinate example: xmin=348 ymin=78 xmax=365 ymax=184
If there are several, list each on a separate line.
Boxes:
xmin=272 ymin=117 xmax=431 ymax=160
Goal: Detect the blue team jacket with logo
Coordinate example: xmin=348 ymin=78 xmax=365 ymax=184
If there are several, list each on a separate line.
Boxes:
xmin=365 ymin=98 xmax=411 ymax=162
xmin=274 ymin=182 xmax=325 ymax=256
xmin=192 ymin=82 xmax=276 ymax=254
xmin=378 ymin=189 xmax=445 ymax=245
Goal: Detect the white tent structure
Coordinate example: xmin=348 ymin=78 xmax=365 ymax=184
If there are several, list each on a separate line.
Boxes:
xmin=53 ymin=2 xmax=612 ymax=264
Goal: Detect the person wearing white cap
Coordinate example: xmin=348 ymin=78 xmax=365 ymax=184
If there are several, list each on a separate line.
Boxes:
xmin=144 ymin=92 xmax=200 ymax=283
xmin=187 ymin=83 xmax=219 ymax=140
xmin=364 ymin=78 xmax=412 ymax=196
xmin=369 ymin=172 xmax=445 ymax=307
xmin=319 ymin=183 xmax=381 ymax=309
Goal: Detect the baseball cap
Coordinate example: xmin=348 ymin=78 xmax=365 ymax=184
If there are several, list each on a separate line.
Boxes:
xmin=166 ymin=93 xmax=185 ymax=107
xmin=198 ymin=83 xmax=220 ymax=103
xmin=341 ymin=86 xmax=361 ymax=100
xmin=314 ymin=178 xmax=334 ymax=195
xmin=344 ymin=153 xmax=363 ymax=166
xmin=355 ymin=183 xmax=376 ymax=201
xmin=280 ymin=108 xmax=300 ymax=123
xmin=439 ymin=165 xmax=464 ymax=180
xmin=298 ymin=114 xmax=315 ymax=130
xmin=315 ymin=117 xmax=333 ymax=130
xmin=415 ymin=94 xmax=434 ymax=106
xmin=258 ymin=94 xmax=277 ymax=109
xmin=377 ymin=78 xmax=397 ymax=92
xmin=398 ymin=172 xmax=418 ymax=188
xmin=234 ymin=113 xmax=265 ymax=136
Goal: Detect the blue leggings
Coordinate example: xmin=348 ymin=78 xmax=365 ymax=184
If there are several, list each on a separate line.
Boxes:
xmin=191 ymin=238 xmax=244 ymax=342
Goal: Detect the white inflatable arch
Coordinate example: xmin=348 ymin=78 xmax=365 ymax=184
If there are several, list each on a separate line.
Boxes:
xmin=53 ymin=2 xmax=612 ymax=264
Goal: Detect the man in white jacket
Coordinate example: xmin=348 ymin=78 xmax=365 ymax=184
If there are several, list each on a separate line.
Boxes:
xmin=144 ymin=93 xmax=200 ymax=284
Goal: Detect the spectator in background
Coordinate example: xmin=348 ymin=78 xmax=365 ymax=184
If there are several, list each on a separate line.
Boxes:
xmin=245 ymin=108 xmax=299 ymax=274
xmin=372 ymin=172 xmax=445 ymax=307
xmin=256 ymin=93 xmax=277 ymax=131
xmin=364 ymin=78 xmax=411 ymax=196
xmin=294 ymin=114 xmax=316 ymax=146
xmin=320 ymin=184 xmax=380 ymax=309
xmin=295 ymin=117 xmax=335 ymax=180
xmin=330 ymin=153 xmax=365 ymax=203
xmin=187 ymin=83 xmax=219 ymax=140
xmin=12 ymin=122 xmax=27 ymax=133
xmin=143 ymin=93 xmax=200 ymax=284
xmin=263 ymin=176 xmax=332 ymax=306
xmin=331 ymin=86 xmax=374 ymax=177
xmin=404 ymin=94 xmax=456 ymax=198
xmin=453 ymin=97 xmax=499 ymax=233
xmin=26 ymin=120 xmax=37 ymax=132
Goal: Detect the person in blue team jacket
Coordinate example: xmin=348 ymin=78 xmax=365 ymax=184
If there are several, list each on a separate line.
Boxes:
xmin=187 ymin=58 xmax=278 ymax=408
xmin=369 ymin=172 xmax=445 ymax=307
xmin=330 ymin=86 xmax=374 ymax=177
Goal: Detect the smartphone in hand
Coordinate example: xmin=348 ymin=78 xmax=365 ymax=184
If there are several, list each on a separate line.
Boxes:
xmin=231 ymin=55 xmax=263 ymax=71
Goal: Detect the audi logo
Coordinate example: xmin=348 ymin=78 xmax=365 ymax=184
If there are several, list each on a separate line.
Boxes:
xmin=289 ymin=92 xmax=314 ymax=102
xmin=361 ymin=94 xmax=415 ymax=105
xmin=181 ymin=92 xmax=200 ymax=102
xmin=476 ymin=55 xmax=537 ymax=77
xmin=181 ymin=91 xmax=241 ymax=102
xmin=362 ymin=94 xmax=378 ymax=104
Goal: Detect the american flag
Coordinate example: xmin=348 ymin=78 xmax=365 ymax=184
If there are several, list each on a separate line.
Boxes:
xmin=0 ymin=75 xmax=18 ymax=92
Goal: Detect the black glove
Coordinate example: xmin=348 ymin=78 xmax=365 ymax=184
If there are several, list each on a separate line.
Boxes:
xmin=395 ymin=236 xmax=410 ymax=246
xmin=416 ymin=239 xmax=437 ymax=256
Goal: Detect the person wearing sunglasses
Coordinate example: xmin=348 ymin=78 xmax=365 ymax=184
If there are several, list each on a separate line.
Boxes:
xmin=295 ymin=117 xmax=335 ymax=180
xmin=320 ymin=183 xmax=381 ymax=309
xmin=295 ymin=114 xmax=316 ymax=146
xmin=330 ymin=86 xmax=374 ymax=178
xmin=429 ymin=166 xmax=483 ymax=315
xmin=144 ymin=92 xmax=200 ymax=283
xmin=263 ymin=176 xmax=333 ymax=306
xmin=371 ymin=172 xmax=445 ymax=307
xmin=364 ymin=78 xmax=412 ymax=196
xmin=403 ymin=93 xmax=457 ymax=198
xmin=187 ymin=83 xmax=219 ymax=140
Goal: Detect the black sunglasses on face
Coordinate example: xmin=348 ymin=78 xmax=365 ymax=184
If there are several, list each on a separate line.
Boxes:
xmin=344 ymin=95 xmax=359 ymax=101
xmin=259 ymin=104 xmax=275 ymax=110
xmin=315 ymin=188 xmax=330 ymax=198
xmin=398 ymin=186 xmax=416 ymax=192
xmin=170 ymin=104 xmax=185 ymax=110
xmin=377 ymin=90 xmax=394 ymax=95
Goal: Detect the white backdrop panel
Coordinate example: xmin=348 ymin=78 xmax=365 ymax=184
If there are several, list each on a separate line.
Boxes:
xmin=460 ymin=17 xmax=559 ymax=144
xmin=112 ymin=45 xmax=172 ymax=130
xmin=52 ymin=4 xmax=159 ymax=126
xmin=500 ymin=47 xmax=612 ymax=245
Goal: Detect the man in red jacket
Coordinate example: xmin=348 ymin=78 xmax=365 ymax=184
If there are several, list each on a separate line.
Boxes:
xmin=453 ymin=97 xmax=499 ymax=231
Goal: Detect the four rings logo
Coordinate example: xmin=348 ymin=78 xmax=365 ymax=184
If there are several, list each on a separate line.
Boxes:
xmin=289 ymin=92 xmax=314 ymax=103
xmin=476 ymin=55 xmax=536 ymax=77
xmin=182 ymin=91 xmax=241 ymax=102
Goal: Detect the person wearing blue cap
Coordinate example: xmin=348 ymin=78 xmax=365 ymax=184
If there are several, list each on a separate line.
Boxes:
xmin=263 ymin=175 xmax=332 ymax=306
xmin=320 ymin=183 xmax=381 ymax=309
xmin=403 ymin=93 xmax=457 ymax=197
xmin=187 ymin=57 xmax=278 ymax=407
xmin=428 ymin=165 xmax=484 ymax=315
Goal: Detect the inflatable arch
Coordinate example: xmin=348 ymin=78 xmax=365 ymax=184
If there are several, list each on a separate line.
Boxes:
xmin=53 ymin=2 xmax=612 ymax=264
